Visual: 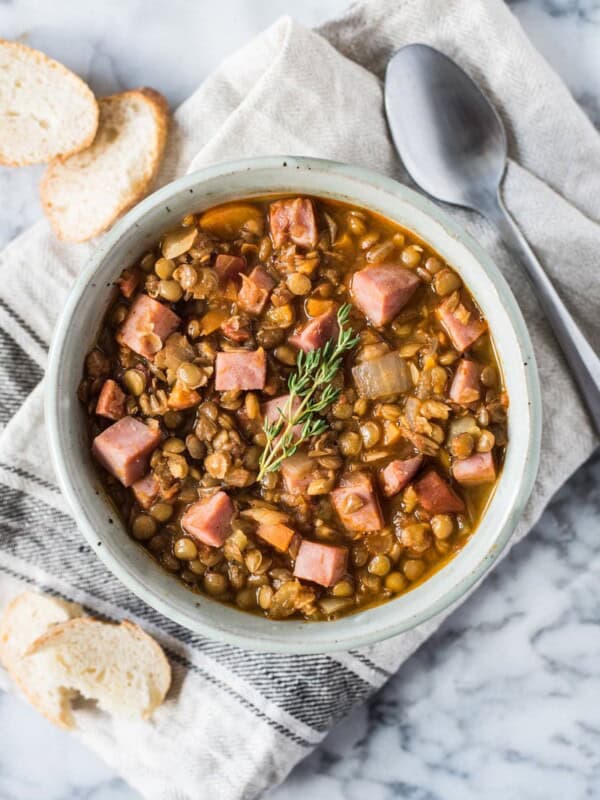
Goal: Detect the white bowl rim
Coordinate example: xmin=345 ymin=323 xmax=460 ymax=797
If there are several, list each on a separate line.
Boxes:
xmin=45 ymin=155 xmax=542 ymax=653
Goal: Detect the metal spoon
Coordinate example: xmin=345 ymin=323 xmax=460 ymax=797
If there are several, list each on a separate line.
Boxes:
xmin=385 ymin=43 xmax=600 ymax=434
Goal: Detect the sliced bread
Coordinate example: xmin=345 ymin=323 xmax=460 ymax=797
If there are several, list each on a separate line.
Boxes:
xmin=41 ymin=88 xmax=169 ymax=242
xmin=26 ymin=617 xmax=171 ymax=725
xmin=0 ymin=591 xmax=84 ymax=728
xmin=0 ymin=40 xmax=98 ymax=166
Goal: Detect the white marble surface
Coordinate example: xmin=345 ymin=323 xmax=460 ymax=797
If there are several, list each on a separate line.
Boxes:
xmin=1 ymin=1 xmax=599 ymax=798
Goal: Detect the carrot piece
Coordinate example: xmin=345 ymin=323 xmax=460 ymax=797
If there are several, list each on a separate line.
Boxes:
xmin=167 ymin=380 xmax=201 ymax=410
xmin=223 ymin=281 xmax=239 ymax=302
xmin=256 ymin=523 xmax=296 ymax=552
xmin=305 ymin=298 xmax=335 ymax=317
xmin=199 ymin=309 xmax=228 ymax=335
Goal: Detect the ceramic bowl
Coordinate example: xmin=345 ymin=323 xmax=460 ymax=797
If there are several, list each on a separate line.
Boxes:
xmin=45 ymin=156 xmax=541 ymax=653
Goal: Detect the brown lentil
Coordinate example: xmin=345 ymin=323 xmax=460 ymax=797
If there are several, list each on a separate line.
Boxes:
xmin=132 ymin=514 xmax=157 ymax=540
xmin=204 ymin=572 xmax=228 ymax=596
xmin=385 ymin=571 xmax=407 ymax=593
xmin=123 ymin=369 xmax=146 ymax=396
xmin=174 ymin=537 xmax=198 ymax=561
xmin=150 ymin=503 xmax=174 ymax=523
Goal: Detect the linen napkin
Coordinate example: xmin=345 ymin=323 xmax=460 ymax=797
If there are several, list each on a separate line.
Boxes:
xmin=1 ymin=1 xmax=599 ymax=798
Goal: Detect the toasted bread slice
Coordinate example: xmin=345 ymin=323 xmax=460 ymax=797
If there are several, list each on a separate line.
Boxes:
xmin=26 ymin=617 xmax=171 ymax=725
xmin=0 ymin=40 xmax=98 ymax=166
xmin=0 ymin=591 xmax=84 ymax=728
xmin=41 ymin=88 xmax=169 ymax=242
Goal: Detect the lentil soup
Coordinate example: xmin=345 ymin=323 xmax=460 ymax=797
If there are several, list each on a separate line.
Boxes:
xmin=80 ymin=195 xmax=509 ymax=621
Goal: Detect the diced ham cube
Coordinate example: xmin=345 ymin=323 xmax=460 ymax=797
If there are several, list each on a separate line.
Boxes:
xmin=214 ymin=254 xmax=246 ymax=286
xmin=289 ymin=309 xmax=339 ymax=352
xmin=351 ymin=264 xmax=420 ymax=326
xmin=453 ymin=452 xmax=496 ymax=486
xmin=414 ymin=470 xmax=465 ymax=514
xmin=436 ymin=294 xmax=487 ymax=352
xmin=95 ymin=379 xmax=126 ymax=421
xmin=269 ymin=197 xmax=318 ymax=249
xmin=92 ymin=416 xmax=161 ymax=487
xmin=263 ymin=394 xmax=302 ymax=440
xmin=116 ymin=294 xmax=181 ymax=359
xmin=117 ymin=268 xmax=141 ymax=299
xmin=181 ymin=491 xmax=234 ymax=547
xmin=379 ymin=455 xmax=423 ymax=497
xmin=280 ymin=451 xmax=314 ymax=494
xmin=450 ymin=360 xmax=481 ymax=404
xmin=215 ymin=348 xmax=266 ymax=391
xmin=131 ymin=473 xmax=160 ymax=509
xmin=256 ymin=523 xmax=296 ymax=552
xmin=263 ymin=393 xmax=299 ymax=425
xmin=238 ymin=267 xmax=275 ymax=315
xmin=331 ymin=471 xmax=384 ymax=532
xmin=293 ymin=540 xmax=348 ymax=587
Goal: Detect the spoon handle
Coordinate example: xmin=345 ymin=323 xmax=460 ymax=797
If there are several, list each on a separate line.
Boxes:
xmin=482 ymin=192 xmax=600 ymax=436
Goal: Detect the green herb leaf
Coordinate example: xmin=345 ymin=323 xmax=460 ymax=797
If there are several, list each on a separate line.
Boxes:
xmin=257 ymin=303 xmax=359 ymax=481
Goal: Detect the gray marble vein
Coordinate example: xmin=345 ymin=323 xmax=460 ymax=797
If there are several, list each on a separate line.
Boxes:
xmin=0 ymin=1 xmax=599 ymax=798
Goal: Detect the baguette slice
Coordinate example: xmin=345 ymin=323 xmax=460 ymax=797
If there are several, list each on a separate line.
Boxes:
xmin=0 ymin=40 xmax=99 ymax=166
xmin=41 ymin=88 xmax=169 ymax=242
xmin=26 ymin=617 xmax=171 ymax=726
xmin=0 ymin=591 xmax=84 ymax=727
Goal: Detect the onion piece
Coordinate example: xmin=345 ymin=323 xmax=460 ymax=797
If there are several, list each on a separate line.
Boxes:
xmin=240 ymin=507 xmax=290 ymax=526
xmin=161 ymin=226 xmax=197 ymax=259
xmin=154 ymin=333 xmax=195 ymax=376
xmin=352 ymin=351 xmax=411 ymax=399
xmin=447 ymin=415 xmax=481 ymax=441
xmin=319 ymin=597 xmax=355 ymax=616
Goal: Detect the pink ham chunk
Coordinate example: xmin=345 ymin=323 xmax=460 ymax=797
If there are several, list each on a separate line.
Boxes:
xmin=214 ymin=254 xmax=246 ymax=286
xmin=289 ymin=309 xmax=339 ymax=352
xmin=436 ymin=294 xmax=487 ymax=352
xmin=293 ymin=540 xmax=348 ymax=587
xmin=453 ymin=452 xmax=496 ymax=486
xmin=415 ymin=470 xmax=465 ymax=514
xmin=351 ymin=264 xmax=420 ymax=327
xmin=280 ymin=451 xmax=314 ymax=494
xmin=263 ymin=394 xmax=302 ymax=440
xmin=450 ymin=360 xmax=481 ymax=404
xmin=269 ymin=197 xmax=318 ymax=249
xmin=215 ymin=348 xmax=266 ymax=391
xmin=238 ymin=266 xmax=275 ymax=315
xmin=331 ymin=471 xmax=384 ymax=532
xmin=181 ymin=491 xmax=234 ymax=547
xmin=117 ymin=268 xmax=141 ymax=299
xmin=116 ymin=294 xmax=181 ymax=359
xmin=379 ymin=455 xmax=423 ymax=497
xmin=131 ymin=473 xmax=160 ymax=509
xmin=92 ymin=416 xmax=161 ymax=487
xmin=95 ymin=379 xmax=126 ymax=421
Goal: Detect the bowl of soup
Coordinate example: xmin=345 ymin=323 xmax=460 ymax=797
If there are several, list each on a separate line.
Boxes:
xmin=45 ymin=156 xmax=541 ymax=652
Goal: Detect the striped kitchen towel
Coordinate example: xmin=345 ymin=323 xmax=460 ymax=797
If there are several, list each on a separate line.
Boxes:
xmin=0 ymin=1 xmax=598 ymax=798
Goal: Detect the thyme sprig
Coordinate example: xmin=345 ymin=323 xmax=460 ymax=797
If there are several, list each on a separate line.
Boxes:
xmin=257 ymin=303 xmax=359 ymax=482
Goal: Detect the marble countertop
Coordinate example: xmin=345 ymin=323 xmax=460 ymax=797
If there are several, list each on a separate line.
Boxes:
xmin=1 ymin=1 xmax=599 ymax=798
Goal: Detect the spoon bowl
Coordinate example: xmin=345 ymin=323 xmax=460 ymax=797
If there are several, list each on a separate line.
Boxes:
xmin=385 ymin=43 xmax=506 ymax=209
xmin=385 ymin=43 xmax=600 ymax=434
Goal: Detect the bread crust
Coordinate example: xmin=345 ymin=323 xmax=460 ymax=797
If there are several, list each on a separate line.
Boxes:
xmin=0 ymin=39 xmax=99 ymax=166
xmin=0 ymin=592 xmax=83 ymax=728
xmin=1 ymin=593 xmax=171 ymax=728
xmin=27 ymin=616 xmax=172 ymax=721
xmin=40 ymin=87 xmax=170 ymax=242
